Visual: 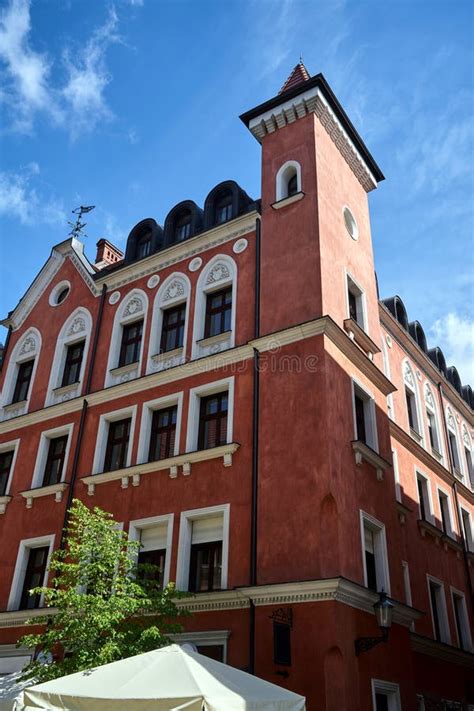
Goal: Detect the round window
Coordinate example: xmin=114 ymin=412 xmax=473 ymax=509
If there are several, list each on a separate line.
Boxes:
xmin=49 ymin=281 xmax=71 ymax=307
xmin=56 ymin=287 xmax=69 ymax=304
xmin=343 ymin=206 xmax=359 ymax=240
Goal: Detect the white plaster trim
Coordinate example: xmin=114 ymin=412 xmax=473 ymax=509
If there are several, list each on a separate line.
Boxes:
xmin=128 ymin=513 xmax=174 ymax=588
xmin=371 ymin=680 xmax=401 ymax=711
xmin=345 ymin=269 xmax=368 ymax=334
xmin=147 ymin=272 xmax=190 ymax=376
xmin=426 ymin=574 xmax=451 ymax=644
xmin=351 ymin=377 xmax=378 ymax=452
xmin=176 ymin=504 xmax=230 ymax=592
xmin=401 ymin=561 xmax=412 ymax=609
xmin=45 ymin=308 xmax=92 ymax=407
xmin=92 ymin=405 xmax=137 ymax=475
xmin=20 ymin=482 xmax=68 ymax=509
xmin=275 ymin=160 xmax=302 ymax=201
xmin=186 ymin=376 xmax=235 ymax=453
xmin=8 ymin=535 xmax=55 ymax=611
xmin=403 ymin=358 xmax=425 ymax=446
xmin=0 ymin=327 xmax=42 ymax=419
xmin=450 ymin=586 xmax=473 ymax=652
xmin=30 ymin=423 xmax=74 ymax=489
xmin=424 ymin=383 xmax=444 ymax=463
xmin=415 ymin=468 xmax=435 ymax=525
xmin=359 ymin=510 xmax=391 ymax=594
xmin=137 ymin=392 xmax=183 ymax=464
xmin=0 ymin=438 xmax=20 ymax=497
xmin=171 ymin=630 xmax=230 ymax=662
xmin=104 ymin=289 xmax=149 ymax=388
xmin=435 ymin=483 xmax=456 ymax=538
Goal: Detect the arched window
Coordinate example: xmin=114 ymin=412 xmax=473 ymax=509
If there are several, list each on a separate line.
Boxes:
xmin=45 ymin=309 xmax=93 ymax=407
xmin=136 ymin=231 xmax=152 ymax=259
xmin=403 ymin=361 xmax=423 ymax=443
xmin=0 ymin=328 xmax=42 ymax=420
xmin=105 ymin=290 xmax=148 ymax=388
xmin=175 ymin=211 xmax=192 ymax=242
xmin=275 ymin=161 xmax=302 ymax=201
xmin=446 ymin=408 xmax=462 ymax=478
xmin=462 ymin=426 xmax=473 ymax=488
xmin=147 ymin=273 xmax=190 ymax=375
xmin=124 ymin=219 xmax=162 ymax=264
xmin=192 ymin=255 xmax=237 ymax=359
xmin=215 ymin=191 xmax=233 ymax=225
xmin=424 ymin=384 xmax=442 ymax=461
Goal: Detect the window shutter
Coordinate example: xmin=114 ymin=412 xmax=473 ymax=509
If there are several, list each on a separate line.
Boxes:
xmin=191 ymin=516 xmax=223 ymax=544
xmin=140 ymin=524 xmax=168 ymax=552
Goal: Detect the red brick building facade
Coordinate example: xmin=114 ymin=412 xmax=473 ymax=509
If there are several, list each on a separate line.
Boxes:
xmin=0 ymin=65 xmax=473 ymax=710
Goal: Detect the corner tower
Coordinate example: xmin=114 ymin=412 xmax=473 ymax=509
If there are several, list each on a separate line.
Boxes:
xmin=241 ymin=64 xmax=384 ymax=340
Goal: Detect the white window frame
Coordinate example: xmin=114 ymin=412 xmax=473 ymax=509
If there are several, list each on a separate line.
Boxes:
xmin=403 ymin=360 xmax=424 ymax=443
xmin=460 ymin=507 xmax=474 ymax=552
xmin=436 ymin=485 xmax=455 ymax=538
xmin=360 ymin=511 xmax=390 ymax=594
xmin=191 ymin=254 xmax=237 ymax=358
xmin=371 ymin=679 xmax=401 ymax=711
xmin=275 ymin=160 xmax=301 ymax=201
xmin=392 ymin=449 xmax=401 ymax=503
xmin=128 ymin=513 xmax=174 ymax=588
xmin=104 ymin=289 xmax=149 ymax=387
xmin=345 ymin=270 xmax=367 ymax=332
xmin=137 ymin=392 xmax=183 ymax=464
xmin=424 ymin=384 xmax=443 ymax=462
xmin=0 ymin=328 xmax=42 ymax=416
xmin=171 ymin=630 xmax=230 ymax=662
xmin=44 ymin=308 xmax=93 ymax=406
xmin=402 ymin=560 xmax=412 ymax=607
xmin=176 ymin=504 xmax=230 ymax=591
xmin=186 ymin=376 xmax=234 ymax=453
xmin=415 ymin=469 xmax=435 ymax=524
xmin=446 ymin=407 xmax=462 ymax=477
xmin=462 ymin=425 xmax=473 ymax=489
xmin=30 ymin=424 xmax=74 ymax=489
xmin=8 ymin=534 xmax=55 ymax=611
xmin=0 ymin=438 xmax=20 ymax=496
xmin=146 ymin=273 xmax=191 ymax=375
xmin=450 ymin=586 xmax=473 ymax=652
xmin=351 ymin=378 xmax=378 ymax=451
xmin=92 ymin=405 xmax=137 ymax=475
xmin=426 ymin=574 xmax=451 ymax=644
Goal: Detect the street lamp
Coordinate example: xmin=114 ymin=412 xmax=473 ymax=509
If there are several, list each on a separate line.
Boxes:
xmin=355 ymin=590 xmax=394 ymax=656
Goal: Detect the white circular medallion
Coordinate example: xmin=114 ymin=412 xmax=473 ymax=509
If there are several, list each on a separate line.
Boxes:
xmin=49 ymin=280 xmax=71 ymax=307
xmin=343 ymin=206 xmax=359 ymax=240
xmin=189 ymin=257 xmax=202 ymax=272
xmin=147 ymin=274 xmax=160 ymax=288
xmin=109 ymin=291 xmax=121 ymax=305
xmin=386 ymin=334 xmax=392 ymax=348
xmin=233 ymin=238 xmax=248 ymax=254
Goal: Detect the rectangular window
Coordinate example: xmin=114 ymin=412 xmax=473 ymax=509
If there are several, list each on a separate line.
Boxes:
xmin=428 ymin=578 xmax=450 ymax=643
xmin=19 ymin=547 xmax=49 ymax=610
xmin=449 ymin=431 xmax=461 ymax=473
xmin=148 ymin=406 xmax=177 ymax=462
xmin=352 ymin=383 xmax=377 ymax=450
xmin=372 ymin=680 xmax=401 ymax=711
xmin=426 ymin=411 xmax=440 ymax=454
xmin=198 ymin=393 xmax=228 ymax=450
xmin=417 ymin=474 xmax=431 ymax=522
xmin=465 ymin=448 xmax=473 ymax=488
xmin=354 ymin=392 xmax=367 ymax=443
xmin=61 ymin=341 xmax=85 ymax=387
xmin=0 ymin=450 xmax=14 ymax=496
xmin=405 ymin=388 xmax=418 ymax=433
xmin=461 ymin=509 xmax=473 ymax=552
xmin=346 ymin=276 xmax=365 ymax=329
xmin=118 ymin=320 xmax=143 ymax=367
xmin=361 ymin=514 xmax=389 ymax=593
xmin=12 ymin=359 xmax=34 ymax=403
xmin=160 ymin=304 xmax=186 ymax=353
xmin=42 ymin=435 xmax=68 ymax=487
xmin=452 ymin=591 xmax=472 ymax=651
xmin=177 ymin=506 xmax=229 ymax=592
xmin=137 ymin=548 xmax=166 ymax=589
xmin=438 ymin=490 xmax=451 ymax=535
xmin=103 ymin=418 xmax=131 ymax=472
xmin=189 ymin=540 xmax=222 ymax=592
xmin=196 ymin=644 xmax=224 ymax=662
xmin=273 ymin=622 xmax=291 ymax=666
xmin=204 ymin=287 xmax=232 ymax=338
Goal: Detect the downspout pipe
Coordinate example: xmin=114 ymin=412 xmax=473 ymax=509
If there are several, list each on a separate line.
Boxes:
xmin=436 ymin=382 xmax=474 ymax=610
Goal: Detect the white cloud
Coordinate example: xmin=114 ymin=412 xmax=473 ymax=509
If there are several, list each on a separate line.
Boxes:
xmin=430 ymin=313 xmax=474 ymax=385
xmin=0 ymin=165 xmax=65 ymax=226
xmin=63 ymin=7 xmax=121 ymax=137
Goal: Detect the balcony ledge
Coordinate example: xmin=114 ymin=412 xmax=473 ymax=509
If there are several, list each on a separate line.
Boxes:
xmin=343 ymin=318 xmax=380 ymax=359
xmin=0 ymin=495 xmax=12 ymax=514
xmin=19 ymin=482 xmax=68 ymax=509
xmin=81 ymin=442 xmax=240 ymax=495
xmin=271 ymin=192 xmax=305 ymax=210
xmin=351 ymin=440 xmax=391 ymax=481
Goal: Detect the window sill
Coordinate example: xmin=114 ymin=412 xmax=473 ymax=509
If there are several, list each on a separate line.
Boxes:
xmin=110 ymin=361 xmax=140 ymax=377
xmin=409 ymin=428 xmax=423 ymax=444
xmin=151 ymin=347 xmax=183 ymax=363
xmin=52 ymin=381 xmax=81 ymax=396
xmin=417 ymin=518 xmax=442 ymax=541
xmin=19 ymin=482 xmax=68 ymax=509
xmin=196 ymin=330 xmax=232 ymax=348
xmin=441 ymin=532 xmax=462 ymax=554
xmin=81 ymin=442 xmax=240 ymax=495
xmin=4 ymin=399 xmax=28 ymax=411
xmin=453 ymin=468 xmax=464 ymax=482
xmin=431 ymin=447 xmax=443 ymax=463
xmin=0 ymin=495 xmax=12 ymax=514
xmin=343 ymin=318 xmax=380 ymax=359
xmin=271 ymin=191 xmax=305 ymax=210
xmin=351 ymin=440 xmax=391 ymax=481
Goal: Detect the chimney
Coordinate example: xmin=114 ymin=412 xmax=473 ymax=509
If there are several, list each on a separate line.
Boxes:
xmin=95 ymin=239 xmax=124 ymax=269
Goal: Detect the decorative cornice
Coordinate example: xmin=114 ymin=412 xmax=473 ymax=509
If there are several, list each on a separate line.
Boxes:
xmin=20 ymin=482 xmax=68 ymax=508
xmin=379 ymin=303 xmax=474 ymax=423
xmin=389 ymin=419 xmax=474 ymax=504
xmin=410 ymin=632 xmax=474 ymax=667
xmin=0 ymin=607 xmax=56 ymax=629
xmin=174 ymin=591 xmax=250 ymax=613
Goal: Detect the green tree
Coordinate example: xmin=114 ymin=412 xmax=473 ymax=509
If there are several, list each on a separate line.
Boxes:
xmin=19 ymin=499 xmax=188 ymax=682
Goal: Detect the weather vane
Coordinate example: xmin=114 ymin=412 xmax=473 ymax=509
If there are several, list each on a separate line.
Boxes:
xmin=67 ymin=205 xmax=95 ymax=240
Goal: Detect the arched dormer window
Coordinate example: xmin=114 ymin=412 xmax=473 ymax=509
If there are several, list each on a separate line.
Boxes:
xmin=409 ymin=321 xmax=427 ymax=353
xmin=45 ymin=308 xmax=93 ymax=407
xmin=147 ymin=273 xmax=191 ymax=374
xmin=203 ymin=180 xmax=253 ymax=230
xmin=428 ymin=347 xmax=447 ymax=377
xmin=275 ymin=161 xmax=302 ymax=202
xmin=462 ymin=425 xmax=473 ymax=488
xmin=175 ymin=211 xmax=192 ymax=242
xmin=215 ymin=191 xmax=233 ymax=225
xmin=164 ymin=201 xmax=203 ymax=247
xmin=136 ymin=231 xmax=152 ymax=259
xmin=424 ymin=384 xmax=443 ymax=461
xmin=124 ymin=219 xmax=162 ymax=264
xmin=446 ymin=408 xmax=462 ymax=478
xmin=447 ymin=366 xmax=462 ymax=395
xmin=382 ymin=296 xmax=408 ymax=331
xmin=0 ymin=328 xmax=42 ymax=420
xmin=105 ymin=290 xmax=148 ymax=388
xmin=192 ymin=255 xmax=237 ymax=359
xmin=403 ymin=361 xmax=423 ymax=443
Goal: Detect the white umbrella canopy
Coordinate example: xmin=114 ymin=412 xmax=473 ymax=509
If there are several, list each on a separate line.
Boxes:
xmin=21 ymin=644 xmax=306 ymax=711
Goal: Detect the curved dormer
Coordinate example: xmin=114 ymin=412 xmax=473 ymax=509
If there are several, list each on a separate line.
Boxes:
xmin=381 ymin=296 xmax=409 ymax=330
xmin=408 ymin=320 xmax=428 ymax=353
xmin=124 ymin=218 xmax=163 ymax=263
xmin=427 ymin=346 xmax=447 ymax=377
xmin=164 ymin=201 xmax=203 ymax=247
xmin=447 ymin=365 xmax=462 ymax=395
xmin=204 ymin=180 xmax=254 ymax=229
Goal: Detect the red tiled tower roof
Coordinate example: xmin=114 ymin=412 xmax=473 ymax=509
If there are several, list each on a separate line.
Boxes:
xmin=279 ymin=62 xmax=311 ymax=94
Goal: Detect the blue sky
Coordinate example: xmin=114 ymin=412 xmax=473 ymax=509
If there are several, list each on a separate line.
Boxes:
xmin=0 ymin=0 xmax=473 ymax=382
